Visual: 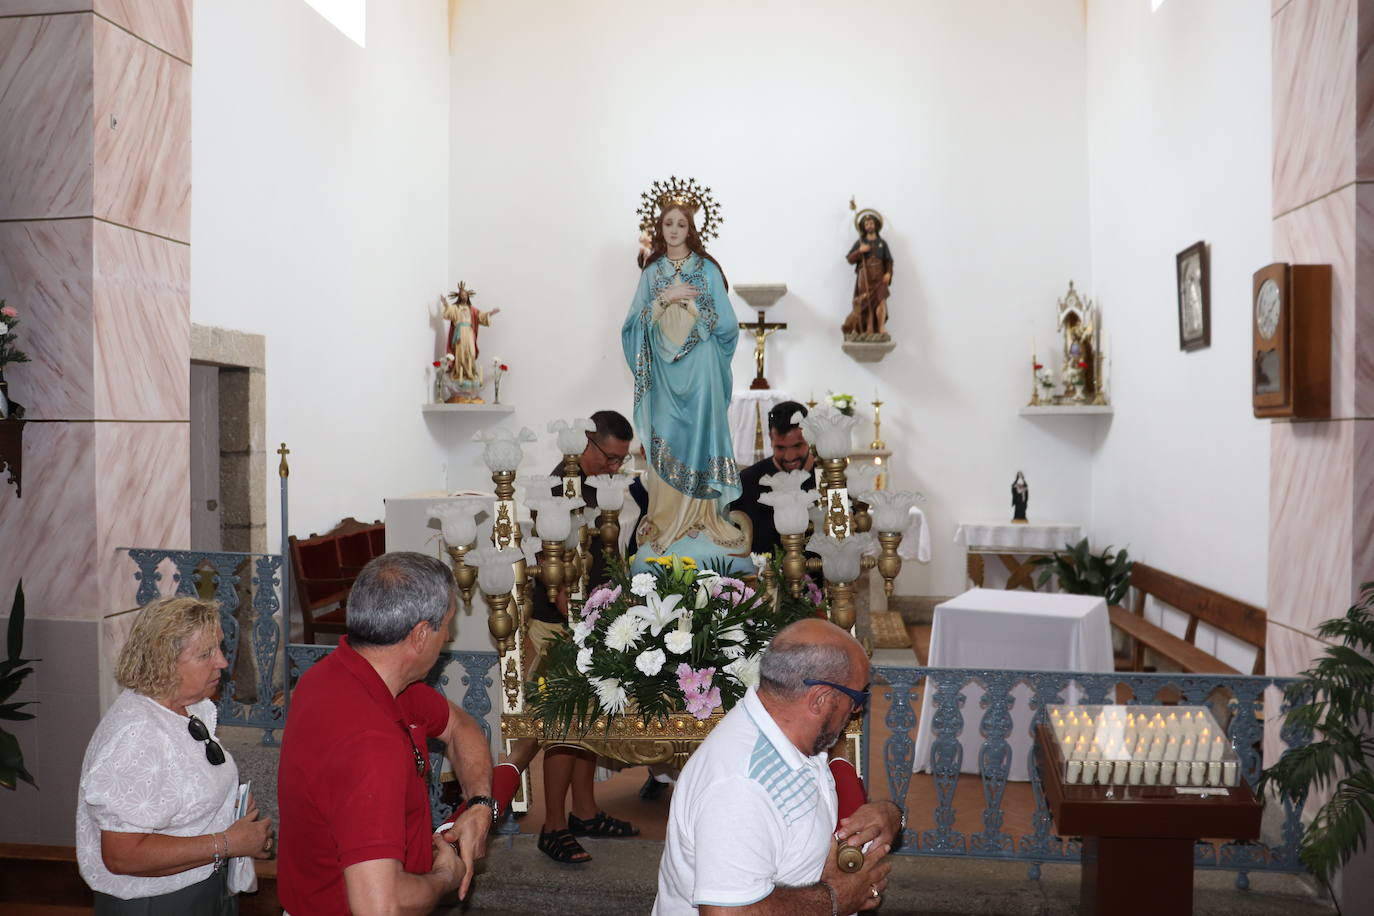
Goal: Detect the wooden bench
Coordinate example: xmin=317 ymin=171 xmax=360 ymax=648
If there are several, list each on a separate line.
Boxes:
xmin=1109 ymin=563 xmax=1266 ymax=675
xmin=288 ymin=517 xmax=385 ymax=644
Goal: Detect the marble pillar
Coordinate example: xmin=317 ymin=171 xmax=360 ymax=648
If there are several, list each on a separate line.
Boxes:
xmin=0 ymin=1 xmax=191 ymax=845
xmin=1269 ymin=0 xmax=1374 ymax=904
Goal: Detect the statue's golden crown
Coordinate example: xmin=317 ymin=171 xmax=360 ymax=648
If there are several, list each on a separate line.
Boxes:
xmin=636 ymin=176 xmax=722 ymax=242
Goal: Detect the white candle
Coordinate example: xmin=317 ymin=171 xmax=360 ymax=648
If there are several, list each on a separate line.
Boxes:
xmin=1180 ymin=736 xmax=1195 ymax=762
xmin=1209 ymin=735 xmax=1225 ymax=762
xmin=1081 ymin=759 xmax=1098 ymax=784
xmin=1066 ymin=759 xmax=1083 ymax=784
xmin=1128 ymin=760 xmax=1143 ymax=785
xmin=1189 ymin=761 xmax=1207 ymax=786
xmin=1160 ymin=760 xmax=1177 ymax=785
xmin=1206 ymin=761 xmax=1223 ymax=787
xmin=1112 ymin=760 xmax=1130 ymax=784
xmin=1164 ymin=736 xmax=1179 ymax=762
xmin=1143 ymin=760 xmax=1160 ymax=786
xmin=1222 ymin=760 xmax=1239 ymax=787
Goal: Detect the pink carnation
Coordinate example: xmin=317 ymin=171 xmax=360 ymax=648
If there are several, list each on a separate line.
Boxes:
xmin=0 ymin=306 xmax=15 ymax=318
xmin=804 ymin=579 xmax=824 ymax=607
xmin=585 ymin=584 xmax=621 ymax=611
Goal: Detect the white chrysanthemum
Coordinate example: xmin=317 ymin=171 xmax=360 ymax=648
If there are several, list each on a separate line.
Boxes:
xmin=725 ymin=653 xmax=762 ymax=689
xmin=630 ymin=572 xmax=657 ymax=597
xmin=636 ymin=648 xmax=666 ymax=676
xmin=664 ymin=629 xmax=693 ymax=655
xmin=605 ymin=614 xmax=647 ymax=652
xmin=571 ymin=619 xmax=594 ymax=647
xmin=590 ymin=676 xmax=628 ymax=714
xmin=576 ymin=647 xmax=594 ymax=674
xmin=720 ymin=626 xmax=745 ymax=644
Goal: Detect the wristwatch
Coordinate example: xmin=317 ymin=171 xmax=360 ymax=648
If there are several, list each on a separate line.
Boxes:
xmin=466 ymin=795 xmax=499 ymax=823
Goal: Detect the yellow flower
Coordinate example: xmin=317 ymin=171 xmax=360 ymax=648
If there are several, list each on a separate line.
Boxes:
xmin=537 ymin=677 xmax=547 ymax=694
xmin=681 ymin=557 xmax=697 ymax=568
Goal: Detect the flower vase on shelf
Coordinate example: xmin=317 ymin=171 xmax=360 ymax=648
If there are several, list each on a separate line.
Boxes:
xmin=433 ymin=369 xmax=445 ymax=404
xmin=493 ymin=376 xmax=501 ymax=405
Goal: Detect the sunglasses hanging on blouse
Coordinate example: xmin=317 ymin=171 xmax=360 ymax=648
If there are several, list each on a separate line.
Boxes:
xmin=187 ymin=714 xmax=226 ymax=766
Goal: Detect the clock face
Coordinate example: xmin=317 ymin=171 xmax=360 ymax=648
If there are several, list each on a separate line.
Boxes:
xmin=1256 ymin=279 xmax=1281 ymax=340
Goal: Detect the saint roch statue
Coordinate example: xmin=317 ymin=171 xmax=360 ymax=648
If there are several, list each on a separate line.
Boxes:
xmin=843 ymin=207 xmax=893 ymax=341
xmin=622 ymin=177 xmax=750 ymax=575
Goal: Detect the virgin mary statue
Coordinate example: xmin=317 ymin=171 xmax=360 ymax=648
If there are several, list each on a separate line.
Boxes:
xmin=621 ymin=182 xmax=747 ymax=567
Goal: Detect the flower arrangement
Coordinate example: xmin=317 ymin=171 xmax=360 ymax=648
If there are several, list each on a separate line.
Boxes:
xmin=491 ymin=357 xmax=509 ymax=404
xmin=528 ymin=554 xmax=819 ymax=732
xmin=826 ymin=391 xmax=856 ymax=417
xmin=1034 ymin=363 xmax=1054 ymax=393
xmin=0 ymin=302 xmax=31 ymax=370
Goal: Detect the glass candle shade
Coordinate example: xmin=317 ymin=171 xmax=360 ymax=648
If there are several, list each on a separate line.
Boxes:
xmin=548 ymin=417 xmax=595 ymax=455
xmin=759 ymin=489 xmax=820 ymax=536
xmin=428 ymin=496 xmax=486 ymax=546
xmin=845 ymin=462 xmax=881 ymax=494
xmin=857 ymin=490 xmax=918 ymax=533
xmin=468 ymin=544 xmax=520 ymax=594
xmin=797 ymin=406 xmax=857 ymax=460
xmin=806 ymin=532 xmax=875 ymax=583
xmin=474 ymin=426 xmax=537 ymax=472
xmin=528 ymin=495 xmax=584 ymax=541
xmin=520 ymin=474 xmax=562 ymax=496
xmin=585 ymin=474 xmax=631 ymax=511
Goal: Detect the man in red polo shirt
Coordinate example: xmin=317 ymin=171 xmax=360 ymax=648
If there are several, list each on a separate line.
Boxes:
xmin=278 ymin=552 xmax=495 ymax=915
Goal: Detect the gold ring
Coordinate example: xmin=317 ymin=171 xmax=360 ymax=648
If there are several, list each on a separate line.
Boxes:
xmin=870 ymin=886 xmax=881 ymax=899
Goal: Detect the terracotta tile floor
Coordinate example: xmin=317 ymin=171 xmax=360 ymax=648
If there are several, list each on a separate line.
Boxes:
xmin=510 ymin=624 xmax=1039 ymax=847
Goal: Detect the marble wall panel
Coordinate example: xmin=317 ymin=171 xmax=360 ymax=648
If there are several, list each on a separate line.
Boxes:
xmin=0 ymin=423 xmax=97 ymax=619
xmin=1357 ymin=0 xmax=1374 ymax=179
xmin=0 ymin=2 xmax=92 ymax=13
xmin=1355 ymin=185 xmax=1374 ymax=415
xmin=1269 ymin=421 xmax=1353 ymax=636
xmin=94 ymin=0 xmax=191 ymax=62
xmin=1355 ymin=420 xmax=1374 ymax=595
xmin=93 ymin=421 xmax=189 ymax=614
xmin=0 ymin=219 xmax=95 ymax=420
xmin=1273 ymin=0 xmax=1357 ymax=216
xmin=92 ymin=16 xmax=190 ymax=242
xmin=0 ymin=14 xmax=93 ymax=220
xmin=1273 ymin=186 xmax=1357 ymax=418
xmin=92 ymin=221 xmax=189 ymax=420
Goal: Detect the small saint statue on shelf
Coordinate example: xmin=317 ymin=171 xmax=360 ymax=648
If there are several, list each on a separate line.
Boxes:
xmin=842 ymin=207 xmax=893 ymax=342
xmin=440 ymin=281 xmax=501 ymax=403
xmin=1011 ymin=471 xmax=1029 ymax=524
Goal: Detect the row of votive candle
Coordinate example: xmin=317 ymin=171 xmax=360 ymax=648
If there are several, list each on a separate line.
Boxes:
xmin=1050 ymin=706 xmax=1239 ymax=787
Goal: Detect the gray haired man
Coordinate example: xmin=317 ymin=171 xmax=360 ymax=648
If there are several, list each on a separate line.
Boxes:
xmin=654 ymin=618 xmax=902 ymax=914
xmin=278 ymin=552 xmax=494 ymax=916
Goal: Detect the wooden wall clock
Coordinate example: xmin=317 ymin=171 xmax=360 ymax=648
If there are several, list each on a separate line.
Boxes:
xmin=1252 ymin=262 xmax=1331 ymax=419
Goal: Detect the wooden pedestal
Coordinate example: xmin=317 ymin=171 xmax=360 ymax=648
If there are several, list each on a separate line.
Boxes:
xmin=1034 ymin=725 xmax=1262 ymax=916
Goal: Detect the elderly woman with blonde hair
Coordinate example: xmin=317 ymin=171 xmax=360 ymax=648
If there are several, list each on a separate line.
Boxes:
xmin=76 ymin=596 xmax=273 ymax=914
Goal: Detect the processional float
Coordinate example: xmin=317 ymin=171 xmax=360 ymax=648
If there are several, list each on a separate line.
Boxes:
xmin=427 ymin=410 xmax=919 ymax=781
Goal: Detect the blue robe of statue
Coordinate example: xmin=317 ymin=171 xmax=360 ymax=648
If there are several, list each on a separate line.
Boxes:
xmin=621 ymin=253 xmax=743 ymax=555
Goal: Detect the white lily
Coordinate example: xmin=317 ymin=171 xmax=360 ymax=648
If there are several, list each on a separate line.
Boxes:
xmin=632 ymin=592 xmax=685 ymax=637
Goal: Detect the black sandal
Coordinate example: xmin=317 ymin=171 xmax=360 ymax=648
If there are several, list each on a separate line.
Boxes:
xmin=537 ymin=828 xmax=591 ymax=863
xmin=568 ymin=810 xmax=640 ymax=838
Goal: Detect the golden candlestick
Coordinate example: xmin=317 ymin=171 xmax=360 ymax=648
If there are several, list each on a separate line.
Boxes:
xmin=597 ymin=508 xmax=620 ymax=554
xmin=876 ymin=531 xmax=902 ymax=597
xmin=870 ymin=397 xmax=886 ymax=450
xmin=535 ymin=538 xmax=566 ymax=603
xmin=828 ymin=580 xmax=856 ymax=631
xmin=487 ymin=590 xmax=516 ymax=653
xmin=779 ymin=532 xmax=808 ymax=598
xmin=445 ymin=543 xmax=478 ymax=607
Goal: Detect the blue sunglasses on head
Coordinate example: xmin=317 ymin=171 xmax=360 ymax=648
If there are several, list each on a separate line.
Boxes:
xmin=802 ymin=678 xmax=870 ymax=712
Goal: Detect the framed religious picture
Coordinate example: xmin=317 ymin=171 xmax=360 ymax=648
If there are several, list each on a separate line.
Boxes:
xmin=1176 ymin=241 xmax=1210 ymax=351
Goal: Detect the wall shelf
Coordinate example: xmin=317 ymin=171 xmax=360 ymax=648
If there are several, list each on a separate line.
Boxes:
xmin=1017 ymin=405 xmax=1113 ymax=416
xmin=421 ymin=403 xmax=515 ymax=414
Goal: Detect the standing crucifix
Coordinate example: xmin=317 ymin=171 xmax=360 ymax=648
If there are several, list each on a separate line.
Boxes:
xmin=739 ymin=309 xmax=787 ymax=390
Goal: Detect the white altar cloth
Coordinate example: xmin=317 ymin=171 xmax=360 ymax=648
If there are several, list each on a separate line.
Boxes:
xmin=954 ymin=521 xmax=1084 ymax=553
xmin=910 ymin=588 xmax=1113 ymax=781
xmin=727 ymin=389 xmax=792 ymax=466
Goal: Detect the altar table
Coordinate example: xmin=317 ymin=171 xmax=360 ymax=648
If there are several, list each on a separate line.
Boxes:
xmin=955 ymin=521 xmax=1084 ymax=590
xmin=911 ymin=588 xmax=1114 ymax=781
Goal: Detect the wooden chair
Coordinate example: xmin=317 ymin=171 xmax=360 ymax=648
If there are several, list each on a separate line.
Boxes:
xmin=287 ymin=517 xmax=385 ymax=644
xmin=1109 ymin=563 xmax=1266 ymax=675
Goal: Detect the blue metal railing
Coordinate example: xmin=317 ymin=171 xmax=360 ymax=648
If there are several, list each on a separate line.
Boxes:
xmin=127 ymin=548 xmax=287 ymax=743
xmin=867 ymin=665 xmax=1308 ymax=887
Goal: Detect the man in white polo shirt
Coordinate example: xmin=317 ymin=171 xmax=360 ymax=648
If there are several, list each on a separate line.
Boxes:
xmin=654 ymin=619 xmax=902 ymax=915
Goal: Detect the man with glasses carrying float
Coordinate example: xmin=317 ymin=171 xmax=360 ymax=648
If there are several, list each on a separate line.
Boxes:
xmin=508 ymin=408 xmax=653 ymax=863
xmin=654 ymin=619 xmax=903 ymax=915
xmin=276 ymin=552 xmax=495 ymax=915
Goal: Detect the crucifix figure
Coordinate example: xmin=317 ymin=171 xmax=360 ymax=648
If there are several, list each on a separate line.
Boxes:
xmin=739 ymin=309 xmax=787 ymax=390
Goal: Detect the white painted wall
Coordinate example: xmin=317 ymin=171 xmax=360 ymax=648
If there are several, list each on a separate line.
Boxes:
xmin=1084 ymin=0 xmax=1272 ymax=650
xmin=191 ymin=0 xmax=452 ymax=542
xmin=447 ymin=0 xmax=1094 ymax=596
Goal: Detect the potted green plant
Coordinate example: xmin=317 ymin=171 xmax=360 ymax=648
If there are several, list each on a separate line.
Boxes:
xmin=1032 ymin=537 xmax=1133 ymax=606
xmin=1259 ymin=580 xmax=1374 ymax=907
xmin=0 ymin=582 xmax=37 ymax=789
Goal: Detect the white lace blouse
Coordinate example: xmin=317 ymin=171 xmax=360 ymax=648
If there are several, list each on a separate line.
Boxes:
xmin=76 ymin=690 xmax=239 ymax=900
